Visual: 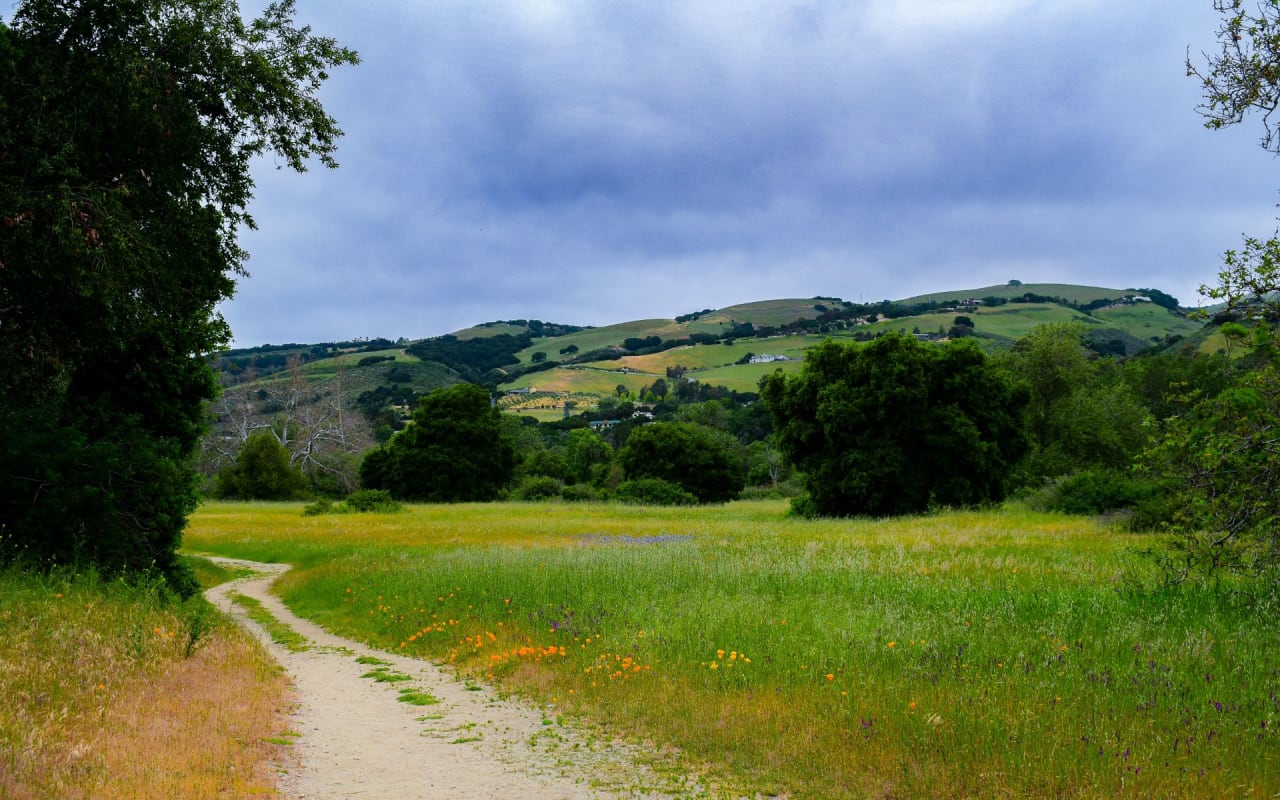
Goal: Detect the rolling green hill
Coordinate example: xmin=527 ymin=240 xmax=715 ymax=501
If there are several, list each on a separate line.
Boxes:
xmin=214 ymin=283 xmax=1210 ymax=421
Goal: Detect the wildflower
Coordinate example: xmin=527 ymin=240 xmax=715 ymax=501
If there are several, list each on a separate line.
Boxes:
xmin=887 ymin=641 xmax=896 ymax=649
xmin=909 ymin=702 xmax=917 ymax=709
xmin=826 ymin=673 xmax=835 ymax=681
xmin=710 ymin=662 xmax=719 ymax=670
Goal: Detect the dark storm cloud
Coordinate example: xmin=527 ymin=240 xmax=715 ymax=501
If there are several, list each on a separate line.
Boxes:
xmin=223 ymin=1 xmax=1280 ymax=345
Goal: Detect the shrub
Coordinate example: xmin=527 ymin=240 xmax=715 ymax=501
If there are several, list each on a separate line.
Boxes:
xmin=512 ymin=476 xmax=562 ymax=501
xmin=1031 ymin=468 xmax=1163 ymax=517
xmin=302 ymin=498 xmax=335 ymax=516
xmin=560 ymin=484 xmax=599 ymax=502
xmin=344 ymin=489 xmax=402 ymax=513
xmin=614 ymin=478 xmax=698 ymax=506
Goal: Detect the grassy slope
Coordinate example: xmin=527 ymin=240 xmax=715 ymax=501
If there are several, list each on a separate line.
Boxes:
xmin=899 ymin=282 xmax=1130 ymax=305
xmin=186 ymin=501 xmax=1280 ymax=800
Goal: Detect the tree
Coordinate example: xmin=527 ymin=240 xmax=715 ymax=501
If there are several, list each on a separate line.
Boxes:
xmin=998 ymin=323 xmax=1149 ymax=481
xmin=1140 ymin=367 xmax=1280 ymax=581
xmin=360 ymin=383 xmax=515 ymax=502
xmin=762 ymin=334 xmax=1028 ymax=517
xmin=215 ymin=431 xmax=306 ymax=500
xmin=617 ymin=422 xmax=744 ymax=503
xmin=564 ymin=428 xmax=613 ymax=485
xmin=0 ymin=0 xmax=357 ymax=592
xmin=1146 ymin=4 xmax=1280 ymax=582
xmin=202 ymin=357 xmax=373 ymax=495
xmin=1190 ymin=1 xmax=1280 ymax=157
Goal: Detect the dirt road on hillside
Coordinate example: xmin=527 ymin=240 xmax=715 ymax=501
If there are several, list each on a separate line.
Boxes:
xmin=203 ymin=558 xmax=722 ymax=800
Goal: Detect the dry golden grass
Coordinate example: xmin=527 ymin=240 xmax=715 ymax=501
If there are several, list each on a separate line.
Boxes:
xmin=82 ymin=627 xmax=291 ymax=800
xmin=0 ymin=569 xmax=292 ymax=800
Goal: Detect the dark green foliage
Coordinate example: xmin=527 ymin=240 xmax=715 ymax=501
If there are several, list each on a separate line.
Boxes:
xmin=404 ymin=333 xmax=532 ymax=381
xmin=0 ymin=0 xmax=355 ymax=593
xmin=302 ymin=498 xmax=336 ymax=516
xmin=762 ymin=334 xmax=1029 ymax=517
xmin=616 ymin=422 xmax=744 ymax=503
xmin=215 ymin=433 xmax=306 ymax=500
xmin=614 ymin=478 xmax=698 ymax=506
xmin=343 ymin=489 xmax=402 ymax=513
xmin=1031 ymin=468 xmax=1163 ymax=517
xmin=512 ymin=475 xmax=563 ymax=501
xmin=301 ymin=489 xmax=401 ymax=515
xmin=519 ymin=450 xmax=571 ymax=482
xmin=360 ymin=383 xmax=515 ymax=502
xmin=998 ymin=323 xmax=1149 ymax=482
xmin=1141 ymin=366 xmax=1280 ymax=580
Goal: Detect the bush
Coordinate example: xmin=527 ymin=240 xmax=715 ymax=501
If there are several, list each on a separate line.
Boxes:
xmin=560 ymin=483 xmax=599 ymax=502
xmin=614 ymin=478 xmax=698 ymax=506
xmin=1030 ymin=468 xmax=1162 ymax=517
xmin=302 ymin=498 xmax=335 ymax=516
xmin=301 ymin=490 xmax=401 ymax=516
xmin=512 ymin=476 xmax=562 ymax=501
xmin=343 ymin=489 xmax=402 ymax=513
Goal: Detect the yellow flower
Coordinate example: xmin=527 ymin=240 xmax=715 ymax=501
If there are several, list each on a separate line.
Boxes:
xmin=887 ymin=641 xmax=896 ymax=648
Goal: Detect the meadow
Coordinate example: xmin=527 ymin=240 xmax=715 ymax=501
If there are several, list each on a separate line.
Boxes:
xmin=185 ymin=500 xmax=1280 ymax=799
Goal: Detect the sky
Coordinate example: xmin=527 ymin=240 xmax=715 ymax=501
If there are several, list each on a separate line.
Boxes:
xmin=224 ymin=1 xmax=1280 ymax=347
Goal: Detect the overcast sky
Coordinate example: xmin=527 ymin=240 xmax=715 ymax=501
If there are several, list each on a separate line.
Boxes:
xmin=224 ymin=1 xmax=1280 ymax=346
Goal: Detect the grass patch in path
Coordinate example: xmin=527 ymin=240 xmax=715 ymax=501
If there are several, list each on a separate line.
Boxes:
xmin=230 ymin=592 xmax=310 ymax=652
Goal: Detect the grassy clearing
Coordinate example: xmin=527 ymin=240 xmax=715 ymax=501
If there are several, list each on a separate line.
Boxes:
xmin=186 ymin=500 xmax=1280 ymax=799
xmin=0 ymin=565 xmax=290 ymax=799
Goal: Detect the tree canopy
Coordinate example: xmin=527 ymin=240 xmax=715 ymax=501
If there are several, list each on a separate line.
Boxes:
xmin=762 ymin=334 xmax=1028 ymax=517
xmin=0 ymin=0 xmax=357 ymax=592
xmin=616 ymin=421 xmax=745 ymax=504
xmin=361 ymin=383 xmax=516 ymax=502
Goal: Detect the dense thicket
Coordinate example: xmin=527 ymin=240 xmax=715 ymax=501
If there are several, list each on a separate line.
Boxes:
xmin=0 ymin=0 xmax=355 ymax=592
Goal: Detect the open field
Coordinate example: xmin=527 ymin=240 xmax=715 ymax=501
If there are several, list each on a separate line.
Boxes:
xmin=186 ymin=501 xmax=1280 ymax=799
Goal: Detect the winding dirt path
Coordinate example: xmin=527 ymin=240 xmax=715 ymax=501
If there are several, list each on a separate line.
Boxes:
xmin=203 ymin=557 xmax=710 ymax=800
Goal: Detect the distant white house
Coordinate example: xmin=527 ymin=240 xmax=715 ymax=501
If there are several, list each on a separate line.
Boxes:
xmin=748 ymin=354 xmax=794 ymax=364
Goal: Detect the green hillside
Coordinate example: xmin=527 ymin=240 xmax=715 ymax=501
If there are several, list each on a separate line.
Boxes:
xmin=900 ymin=282 xmax=1134 ymax=305
xmin=213 ymin=282 xmax=1210 ymax=421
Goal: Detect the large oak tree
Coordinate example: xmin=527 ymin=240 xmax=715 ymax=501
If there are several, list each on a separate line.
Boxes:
xmin=762 ymin=334 xmax=1028 ymax=517
xmin=0 ymin=0 xmax=356 ymax=593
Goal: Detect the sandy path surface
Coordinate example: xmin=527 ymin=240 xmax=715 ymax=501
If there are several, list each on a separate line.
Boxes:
xmin=203 ymin=557 xmax=711 ymax=800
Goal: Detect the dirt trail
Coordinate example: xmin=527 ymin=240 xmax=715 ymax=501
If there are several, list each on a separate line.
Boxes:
xmin=203 ymin=557 xmax=709 ymax=800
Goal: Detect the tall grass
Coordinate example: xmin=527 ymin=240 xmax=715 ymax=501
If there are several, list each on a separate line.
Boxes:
xmin=0 ymin=564 xmax=290 ymax=799
xmin=187 ymin=500 xmax=1280 ymax=799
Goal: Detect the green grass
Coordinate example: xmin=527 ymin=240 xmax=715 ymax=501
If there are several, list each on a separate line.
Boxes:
xmin=1091 ymin=304 xmax=1203 ymax=342
xmin=229 ymin=592 xmax=310 ymax=652
xmin=899 ymin=283 xmax=1128 ymax=305
xmin=185 ymin=501 xmax=1280 ymax=799
xmin=397 ymin=688 xmax=440 ymax=706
